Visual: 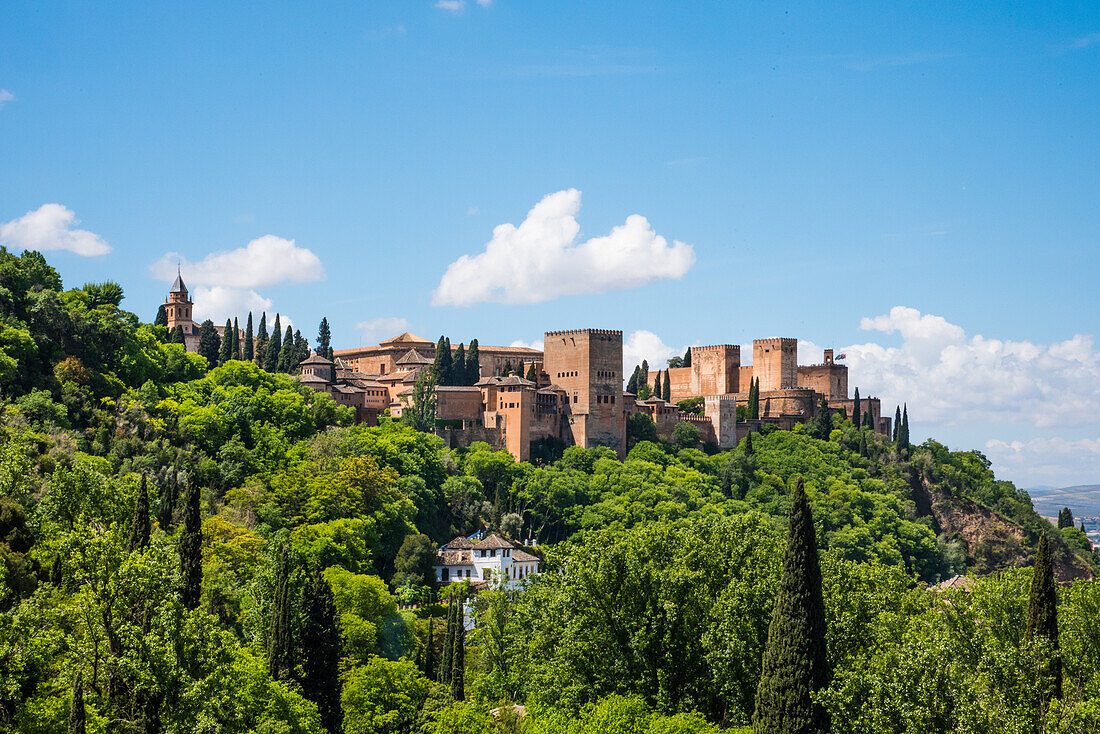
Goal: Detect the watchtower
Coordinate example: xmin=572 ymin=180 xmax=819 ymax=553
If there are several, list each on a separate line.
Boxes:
xmin=543 ymin=328 xmax=625 ymax=456
xmin=753 ymin=338 xmax=797 ymax=391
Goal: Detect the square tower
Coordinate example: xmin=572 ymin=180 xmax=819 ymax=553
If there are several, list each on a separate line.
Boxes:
xmin=689 ymin=344 xmax=741 ymax=395
xmin=543 ymin=329 xmax=625 ymax=456
xmin=753 ymin=338 xmax=797 ymax=391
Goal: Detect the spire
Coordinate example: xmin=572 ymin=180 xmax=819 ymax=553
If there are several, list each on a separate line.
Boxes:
xmin=170 ymin=264 xmax=188 ymax=296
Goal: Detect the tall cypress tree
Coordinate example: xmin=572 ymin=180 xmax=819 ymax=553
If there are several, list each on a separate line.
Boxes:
xmin=683 ymin=347 xmax=692 ymax=368
xmin=294 ymin=330 xmax=310 ymax=367
xmin=526 ymin=363 xmax=537 ymax=382
xmin=853 ymin=387 xmax=861 ymax=430
xmin=466 ymin=339 xmax=480 ymax=383
xmin=453 ymin=343 xmax=467 ymax=385
xmin=893 ymin=405 xmax=902 ymax=442
xmin=502 ymin=359 xmax=513 ymax=377
xmin=662 ymin=369 xmax=671 ymax=401
xmin=433 ymin=336 xmax=453 ymax=385
xmin=641 ymin=359 xmax=649 ymax=390
xmin=255 ymin=312 xmax=269 ymax=365
xmin=753 ymin=477 xmax=829 ymax=734
xmin=197 ymin=320 xmax=221 ymax=367
xmin=219 ymin=319 xmax=234 ymax=365
xmin=749 ymin=378 xmax=760 ymax=420
xmin=232 ymin=317 xmax=240 ymax=359
xmin=1057 ymin=508 xmax=1074 ymax=529
xmin=898 ymin=405 xmax=910 ymax=456
xmin=451 ymin=587 xmax=466 ymax=701
xmin=627 ymin=366 xmax=640 ymax=394
xmin=154 ymin=304 xmax=168 ymax=327
xmin=68 ymin=668 xmax=86 ymax=734
xmin=300 ymin=565 xmax=342 ymax=734
xmin=1027 ymin=533 xmax=1062 ymax=700
xmin=269 ymin=545 xmax=294 ymax=681
xmin=128 ymin=474 xmax=151 ymax=552
xmin=179 ymin=479 xmax=202 ymax=610
xmin=265 ymin=315 xmax=282 ymax=371
xmin=316 ymin=317 xmax=332 ymax=361
xmin=440 ymin=592 xmax=455 ymax=685
xmin=244 ymin=312 xmax=254 ymax=362
xmin=864 ymin=410 xmax=873 ymax=431
xmin=425 ymin=616 xmax=435 ymax=680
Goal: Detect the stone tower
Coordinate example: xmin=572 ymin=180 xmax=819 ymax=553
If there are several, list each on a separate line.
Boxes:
xmin=164 ymin=269 xmax=199 ymax=350
xmin=689 ymin=344 xmax=741 ymax=395
xmin=543 ymin=328 xmax=625 ymax=456
xmin=753 ymin=338 xmax=797 ymax=391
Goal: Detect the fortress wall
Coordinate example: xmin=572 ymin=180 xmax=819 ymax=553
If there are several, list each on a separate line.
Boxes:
xmin=798 ymin=364 xmax=849 ymax=401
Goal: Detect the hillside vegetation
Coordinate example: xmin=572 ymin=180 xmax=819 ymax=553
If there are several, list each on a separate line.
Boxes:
xmin=1 ymin=246 xmax=1098 ymax=733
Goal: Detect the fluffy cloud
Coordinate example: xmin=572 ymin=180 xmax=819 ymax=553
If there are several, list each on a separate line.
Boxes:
xmin=623 ymin=330 xmax=684 ymax=376
xmin=434 ymin=0 xmax=465 ymax=12
xmin=432 ymin=189 xmax=694 ymax=306
xmin=984 ymin=437 xmax=1100 ymax=487
xmin=0 ymin=89 xmax=13 ymax=107
xmin=841 ymin=306 xmax=1100 ymax=429
xmin=357 ymin=317 xmax=411 ymax=345
xmin=0 ymin=203 xmax=111 ymax=256
xmin=191 ymin=286 xmax=274 ymax=326
xmin=150 ymin=235 xmax=323 ymax=289
xmin=509 ymin=338 xmax=543 ymax=351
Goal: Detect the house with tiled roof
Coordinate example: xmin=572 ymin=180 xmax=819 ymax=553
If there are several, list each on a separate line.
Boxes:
xmin=433 ymin=533 xmax=540 ymax=590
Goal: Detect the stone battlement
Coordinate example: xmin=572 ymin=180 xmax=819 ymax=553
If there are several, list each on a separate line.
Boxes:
xmin=544 ymin=328 xmax=623 ymax=337
xmin=754 ymin=337 xmax=798 ymax=346
xmin=692 ymin=344 xmax=740 ymax=352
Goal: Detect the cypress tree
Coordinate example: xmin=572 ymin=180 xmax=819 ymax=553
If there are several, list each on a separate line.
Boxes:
xmin=1026 ymin=533 xmax=1062 ymax=700
xmin=898 ymin=405 xmax=910 ymax=455
xmin=440 ymin=592 xmax=455 ymax=684
xmin=627 ymin=366 xmax=640 ymax=394
xmin=274 ymin=324 xmax=292 ymax=372
xmin=662 ymin=369 xmax=671 ymax=401
xmin=219 ymin=319 xmax=234 ymax=364
xmin=744 ymin=432 xmax=754 ymax=457
xmin=749 ymin=378 xmax=760 ymax=420
xmin=641 ymin=359 xmax=649 ymax=390
xmin=269 ymin=545 xmax=294 ymax=681
xmin=466 ymin=339 xmax=480 ymax=383
xmin=853 ymin=387 xmax=861 ymax=429
xmin=864 ymin=410 xmax=873 ymax=431
xmin=244 ymin=312 xmax=254 ymax=362
xmin=316 ymin=317 xmax=332 ymax=361
xmin=265 ymin=315 xmax=282 ymax=371
xmin=68 ymin=668 xmax=86 ymax=734
xmin=683 ymin=347 xmax=692 ymax=367
xmin=128 ymin=474 xmax=151 ymax=552
xmin=300 ymin=565 xmax=342 ymax=734
xmin=893 ymin=405 xmax=901 ymax=442
xmin=453 ymin=343 xmax=467 ymax=385
xmin=232 ymin=317 xmax=240 ymax=359
xmin=179 ymin=479 xmax=202 ymax=610
xmin=1057 ymin=508 xmax=1074 ymax=529
xmin=154 ymin=304 xmax=168 ymax=327
xmin=294 ymin=329 xmax=310 ymax=367
xmin=526 ymin=363 xmax=537 ymax=382
xmin=256 ymin=312 xmax=269 ymax=365
xmin=197 ymin=319 xmax=221 ymax=367
xmin=451 ymin=588 xmax=466 ymax=701
xmin=169 ymin=325 xmax=185 ymax=344
xmin=433 ymin=336 xmax=451 ymax=384
xmin=753 ymin=477 xmax=829 ymax=734
xmin=425 ymin=616 xmax=435 ymax=680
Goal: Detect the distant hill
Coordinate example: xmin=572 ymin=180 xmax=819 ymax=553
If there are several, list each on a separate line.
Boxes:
xmin=1026 ymin=485 xmax=1100 ymax=518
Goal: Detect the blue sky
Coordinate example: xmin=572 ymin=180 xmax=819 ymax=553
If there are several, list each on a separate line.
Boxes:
xmin=1 ymin=1 xmax=1098 ymax=487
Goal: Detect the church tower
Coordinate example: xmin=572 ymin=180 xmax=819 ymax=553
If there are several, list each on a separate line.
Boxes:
xmin=164 ymin=268 xmax=199 ymax=349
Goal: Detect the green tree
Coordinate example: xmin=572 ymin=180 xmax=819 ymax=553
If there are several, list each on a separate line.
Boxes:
xmin=673 ymin=421 xmax=700 ymax=449
xmin=219 ymin=318 xmax=234 ymax=364
xmin=317 ymin=316 xmax=332 ymax=361
xmin=451 ymin=587 xmax=466 ymax=701
xmin=265 ymin=314 xmax=282 ymax=371
xmin=179 ymin=478 xmax=202 ymax=610
xmin=466 ymin=338 xmax=480 ymax=383
xmin=898 ymin=405 xmax=910 ymax=456
xmin=627 ymin=365 xmax=641 ymax=394
xmin=852 ymin=387 xmax=861 ymax=430
xmin=197 ymin=319 xmax=221 ymax=367
xmin=170 ymin=324 xmax=185 ymax=344
xmin=663 ymin=369 xmax=671 ymax=401
xmin=453 ymin=343 xmax=467 ymax=385
xmin=127 ymin=474 xmax=151 ymax=552
xmin=269 ymin=544 xmax=295 ymax=681
xmin=243 ymin=312 xmax=254 ymax=362
xmin=1058 ymin=507 xmax=1074 ymax=529
xmin=683 ymin=346 xmax=692 ymax=367
xmin=232 ymin=316 xmax=240 ymax=358
xmin=641 ymin=359 xmax=649 ymax=391
xmin=256 ymin=311 xmax=269 ymax=365
xmin=753 ymin=478 xmax=829 ymax=734
xmin=893 ymin=405 xmax=901 ymax=441
xmin=808 ymin=396 xmax=832 ymax=441
xmin=433 ymin=336 xmax=454 ymax=386
xmin=301 ymin=565 xmax=343 ymax=733
xmin=626 ymin=412 xmax=659 ymax=449
xmin=154 ymin=304 xmax=168 ymax=327
xmin=502 ymin=358 xmax=513 ymax=376
xmin=749 ymin=377 xmax=760 ymax=420
xmin=68 ymin=668 xmax=86 ymax=734
xmin=393 ymin=533 xmax=437 ymax=590
xmin=863 ymin=410 xmax=873 ymax=431
xmin=404 ymin=368 xmax=437 ymax=432
xmin=526 ymin=362 xmax=537 ymax=382
xmin=1026 ymin=533 xmax=1062 ymax=701
xmin=277 ymin=324 xmax=295 ymax=372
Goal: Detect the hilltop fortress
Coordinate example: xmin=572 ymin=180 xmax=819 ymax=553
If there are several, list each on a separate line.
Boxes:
xmin=300 ymin=328 xmax=889 ymax=461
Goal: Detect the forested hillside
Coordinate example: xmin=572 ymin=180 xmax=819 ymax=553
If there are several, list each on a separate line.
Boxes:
xmin=1 ymin=247 xmax=1099 ymax=733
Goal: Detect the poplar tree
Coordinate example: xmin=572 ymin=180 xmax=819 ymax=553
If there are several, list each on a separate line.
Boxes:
xmin=219 ymin=319 xmax=234 ymax=365
xmin=316 ymin=317 xmax=332 ymax=361
xmin=244 ymin=312 xmax=254 ymax=362
xmin=753 ymin=478 xmax=829 ymax=734
xmin=170 ymin=325 xmax=185 ymax=344
xmin=301 ymin=565 xmax=342 ymax=733
xmin=1026 ymin=533 xmax=1062 ymax=700
xmin=893 ymin=405 xmax=901 ymax=442
xmin=277 ymin=325 xmax=294 ymax=372
xmin=853 ymin=387 xmax=861 ymax=429
xmin=179 ymin=479 xmax=202 ymax=610
xmin=269 ymin=545 xmax=294 ymax=681
xmin=265 ymin=315 xmax=282 ymax=371
xmin=453 ymin=343 xmax=467 ymax=385
xmin=68 ymin=668 xmax=86 ymax=734
xmin=256 ymin=312 xmax=269 ymax=365
xmin=466 ymin=339 xmax=480 ymax=383
xmin=128 ymin=474 xmax=151 ymax=552
xmin=197 ymin=320 xmax=221 ymax=367
xmin=154 ymin=304 xmax=168 ymax=327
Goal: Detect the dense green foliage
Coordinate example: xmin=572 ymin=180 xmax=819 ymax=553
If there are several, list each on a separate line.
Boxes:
xmin=3 ymin=249 xmax=1100 ymax=732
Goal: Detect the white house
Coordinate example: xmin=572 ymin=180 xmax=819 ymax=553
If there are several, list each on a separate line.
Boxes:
xmin=433 ymin=533 xmax=540 ymax=590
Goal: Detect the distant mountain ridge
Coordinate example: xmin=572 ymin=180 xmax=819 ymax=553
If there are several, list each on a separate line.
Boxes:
xmin=1026 ymin=484 xmax=1100 ymax=518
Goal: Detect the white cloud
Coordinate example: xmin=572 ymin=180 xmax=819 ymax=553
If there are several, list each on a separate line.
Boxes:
xmin=434 ymin=0 xmax=465 ymax=12
xmin=840 ymin=306 xmax=1100 ymax=429
xmin=150 ymin=235 xmax=324 ymax=289
xmin=433 ymin=189 xmax=694 ymax=306
xmin=357 ymin=317 xmax=410 ymax=345
xmin=0 ymin=203 xmax=111 ymax=256
xmin=985 ymin=437 xmax=1100 ymax=487
xmin=623 ymin=330 xmax=684 ymax=376
xmin=509 ymin=338 xmax=542 ymax=351
xmin=476 ymin=0 xmax=492 ymax=5
xmin=191 ymin=286 xmax=274 ymax=326
xmin=0 ymin=89 xmax=14 ymax=107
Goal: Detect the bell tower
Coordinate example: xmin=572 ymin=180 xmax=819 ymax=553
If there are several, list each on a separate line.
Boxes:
xmin=165 ymin=267 xmax=194 ymax=334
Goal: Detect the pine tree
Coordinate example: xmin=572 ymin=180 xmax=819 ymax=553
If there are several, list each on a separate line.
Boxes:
xmin=197 ymin=319 xmax=221 ymax=367
xmin=244 ymin=312 xmax=254 ymax=362
xmin=453 ymin=343 xmax=467 ymax=385
xmin=753 ymin=477 xmax=829 ymax=734
xmin=316 ymin=317 xmax=332 ymax=361
xmin=893 ymin=405 xmax=901 ymax=442
xmin=466 ymin=339 xmax=480 ymax=383
xmin=269 ymin=545 xmax=294 ymax=681
xmin=219 ymin=319 xmax=234 ymax=364
xmin=128 ymin=474 xmax=151 ymax=552
xmin=853 ymin=387 xmax=861 ymax=429
xmin=179 ymin=479 xmax=202 ymax=610
xmin=683 ymin=347 xmax=692 ymax=368
xmin=68 ymin=668 xmax=86 ymax=734
xmin=277 ymin=325 xmax=295 ymax=372
xmin=265 ymin=315 xmax=282 ymax=371
xmin=154 ymin=304 xmax=168 ymax=327
xmin=300 ymin=565 xmax=342 ymax=733
xmin=232 ymin=317 xmax=240 ymax=359
xmin=662 ymin=369 xmax=671 ymax=401
xmin=170 ymin=325 xmax=185 ymax=344
xmin=256 ymin=312 xmax=269 ymax=365
xmin=1026 ymin=533 xmax=1062 ymax=700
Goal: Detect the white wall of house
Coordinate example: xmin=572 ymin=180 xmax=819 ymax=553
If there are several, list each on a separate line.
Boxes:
xmin=435 ymin=546 xmax=538 ymax=590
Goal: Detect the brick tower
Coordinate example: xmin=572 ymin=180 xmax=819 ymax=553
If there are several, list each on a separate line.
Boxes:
xmin=752 ymin=338 xmax=797 ymax=391
xmin=543 ymin=328 xmax=625 ymax=456
xmin=164 ymin=268 xmax=199 ymax=351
